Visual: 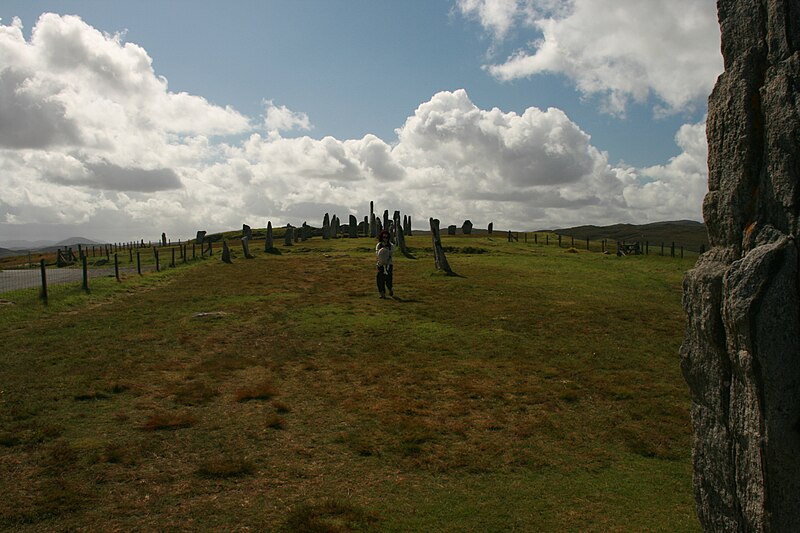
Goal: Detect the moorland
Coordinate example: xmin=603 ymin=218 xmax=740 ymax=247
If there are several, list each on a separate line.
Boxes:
xmin=0 ymin=232 xmax=700 ymax=531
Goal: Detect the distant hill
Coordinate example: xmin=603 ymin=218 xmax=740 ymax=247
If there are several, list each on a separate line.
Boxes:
xmin=552 ymin=220 xmax=708 ymax=252
xmin=0 ymin=237 xmax=102 ymax=252
xmin=0 ymin=247 xmax=19 ymax=258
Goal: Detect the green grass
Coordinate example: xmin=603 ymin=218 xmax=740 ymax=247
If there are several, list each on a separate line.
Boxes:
xmin=0 ymin=233 xmax=700 ymax=531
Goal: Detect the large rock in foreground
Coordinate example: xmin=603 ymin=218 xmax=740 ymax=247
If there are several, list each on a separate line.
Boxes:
xmin=681 ymin=0 xmax=800 ymax=530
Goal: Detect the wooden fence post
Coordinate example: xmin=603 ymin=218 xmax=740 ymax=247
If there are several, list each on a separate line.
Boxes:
xmin=82 ymin=255 xmax=89 ymax=292
xmin=114 ymin=253 xmax=120 ymax=281
xmin=39 ymin=259 xmax=48 ymax=304
xmin=137 ymin=251 xmax=141 ymax=275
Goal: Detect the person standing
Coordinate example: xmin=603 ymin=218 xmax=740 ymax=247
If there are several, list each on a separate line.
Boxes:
xmin=375 ymin=230 xmax=394 ymax=299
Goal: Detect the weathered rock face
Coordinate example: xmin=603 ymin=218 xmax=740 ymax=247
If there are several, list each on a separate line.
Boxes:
xmin=681 ymin=1 xmax=800 ymax=531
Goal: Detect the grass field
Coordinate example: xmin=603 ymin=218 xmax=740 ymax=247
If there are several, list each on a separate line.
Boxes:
xmin=0 ymin=233 xmax=700 ymax=531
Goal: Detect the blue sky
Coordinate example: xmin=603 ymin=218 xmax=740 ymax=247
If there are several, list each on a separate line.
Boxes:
xmin=0 ymin=1 xmax=722 ymax=243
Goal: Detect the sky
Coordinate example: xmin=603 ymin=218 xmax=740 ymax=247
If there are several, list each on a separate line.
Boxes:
xmin=0 ymin=0 xmax=722 ymax=244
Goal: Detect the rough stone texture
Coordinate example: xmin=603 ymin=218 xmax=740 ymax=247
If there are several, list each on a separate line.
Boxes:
xmin=488 ymin=222 xmax=493 ymax=235
xmin=196 ymin=231 xmax=207 ymax=245
xmin=462 ymin=220 xmax=473 ymax=235
xmin=242 ymin=224 xmax=252 ymax=240
xmin=681 ymin=1 xmax=800 ymax=531
xmin=447 ymin=225 xmax=456 ymax=235
xmin=284 ymin=225 xmax=294 ymax=246
xmin=370 ymin=201 xmax=376 ymax=237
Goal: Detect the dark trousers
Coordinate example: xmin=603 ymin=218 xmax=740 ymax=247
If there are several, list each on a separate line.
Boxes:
xmin=377 ymin=265 xmax=393 ymax=294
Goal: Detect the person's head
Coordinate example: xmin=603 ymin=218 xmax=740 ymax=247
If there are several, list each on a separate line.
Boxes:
xmin=378 ymin=230 xmax=390 ymax=243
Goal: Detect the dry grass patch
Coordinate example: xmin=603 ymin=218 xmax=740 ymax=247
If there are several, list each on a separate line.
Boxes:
xmin=139 ymin=411 xmax=197 ymax=431
xmin=171 ymin=380 xmax=220 ymax=405
xmin=266 ymin=414 xmax=286 ymax=430
xmin=285 ymin=499 xmax=379 ymax=532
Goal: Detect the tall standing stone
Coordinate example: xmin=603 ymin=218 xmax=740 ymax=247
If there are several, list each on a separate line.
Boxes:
xmin=429 ymin=218 xmax=454 ymax=275
xmin=462 ymin=220 xmax=473 ymax=235
xmin=348 ymin=215 xmax=358 ymax=238
xmin=241 ymin=237 xmax=254 ymax=259
xmin=196 ymin=231 xmax=207 ymax=246
xmin=488 ymin=222 xmax=493 ymax=235
xmin=392 ymin=210 xmax=413 ymax=258
xmin=370 ymin=201 xmax=376 ymax=237
xmin=323 ymin=213 xmax=331 ymax=240
xmin=221 ymin=240 xmax=232 ymax=263
xmin=242 ymin=224 xmax=252 ymax=240
xmin=161 ymin=232 xmax=167 ymax=246
xmin=265 ymin=221 xmax=275 ymax=252
xmin=284 ymin=225 xmax=294 ymax=246
xmin=382 ymin=210 xmax=389 ymax=234
xmin=681 ymin=1 xmax=800 ymax=531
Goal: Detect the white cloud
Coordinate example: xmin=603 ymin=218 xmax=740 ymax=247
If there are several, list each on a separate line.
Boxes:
xmin=459 ymin=0 xmax=722 ymax=116
xmin=0 ymin=14 xmax=707 ymax=243
xmin=621 ymin=119 xmax=708 ymax=220
xmin=263 ymin=100 xmax=312 ymax=134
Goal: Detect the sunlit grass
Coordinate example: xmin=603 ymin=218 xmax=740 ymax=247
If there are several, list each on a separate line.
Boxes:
xmin=0 ymin=232 xmax=700 ymax=531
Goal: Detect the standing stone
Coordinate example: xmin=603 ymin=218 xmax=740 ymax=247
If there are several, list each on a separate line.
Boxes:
xmin=242 ymin=224 xmax=253 ymax=240
xmin=196 ymin=231 xmax=207 ymax=245
xmin=488 ymin=222 xmax=493 ymax=235
xmin=363 ymin=216 xmax=369 ymax=237
xmin=447 ymin=225 xmax=457 ymax=235
xmin=681 ymin=1 xmax=800 ymax=531
xmin=161 ymin=233 xmax=167 ymax=246
xmin=392 ymin=210 xmax=413 ymax=258
xmin=332 ymin=215 xmax=340 ymax=239
xmin=348 ymin=215 xmax=358 ymax=238
xmin=369 ymin=201 xmax=376 ymax=237
xmin=323 ymin=213 xmax=331 ymax=239
xmin=429 ymin=218 xmax=454 ymax=275
xmin=382 ymin=210 xmax=389 ymax=233
xmin=265 ymin=222 xmax=275 ymax=252
xmin=221 ymin=240 xmax=232 ymax=263
xmin=284 ymin=225 xmax=294 ymax=246
xmin=406 ymin=215 xmax=412 ymax=236
xmin=462 ymin=220 xmax=473 ymax=235
xmin=301 ymin=222 xmax=310 ymax=241
xmin=241 ymin=237 xmax=254 ymax=259
xmin=376 ymin=219 xmax=383 ymax=234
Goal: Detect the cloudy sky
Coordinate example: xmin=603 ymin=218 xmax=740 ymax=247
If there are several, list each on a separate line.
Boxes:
xmin=0 ymin=0 xmax=722 ymax=243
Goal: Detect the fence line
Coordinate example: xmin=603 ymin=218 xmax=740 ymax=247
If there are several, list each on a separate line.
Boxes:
xmin=0 ymin=241 xmax=209 ymax=306
xmin=505 ymin=231 xmax=706 ymax=258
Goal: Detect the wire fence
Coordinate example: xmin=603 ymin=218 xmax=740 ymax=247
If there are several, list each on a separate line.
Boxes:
xmin=506 ymin=231 xmax=706 ymax=257
xmin=0 ymin=240 xmax=216 ymax=306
